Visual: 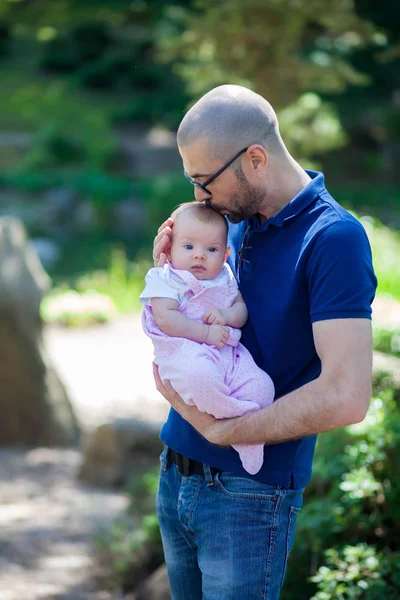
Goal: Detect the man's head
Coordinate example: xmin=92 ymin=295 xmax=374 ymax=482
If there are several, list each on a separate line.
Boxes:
xmin=169 ymin=202 xmax=230 ymax=280
xmin=177 ymin=84 xmax=284 ymax=223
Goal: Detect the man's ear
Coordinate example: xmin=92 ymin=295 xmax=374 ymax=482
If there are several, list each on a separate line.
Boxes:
xmin=224 ymin=247 xmax=231 ymax=262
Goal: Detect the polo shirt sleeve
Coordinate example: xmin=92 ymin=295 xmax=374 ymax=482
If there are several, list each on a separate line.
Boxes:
xmin=139 ymin=267 xmax=182 ymax=305
xmin=306 ymin=219 xmax=377 ymax=323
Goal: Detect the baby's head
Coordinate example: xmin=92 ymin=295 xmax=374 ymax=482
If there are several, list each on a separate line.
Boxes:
xmin=168 ymin=202 xmax=230 ymax=280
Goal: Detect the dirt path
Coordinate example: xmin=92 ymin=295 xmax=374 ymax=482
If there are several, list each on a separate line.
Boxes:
xmin=0 ymin=315 xmax=166 ymax=600
xmin=43 ymin=313 xmax=170 ymax=433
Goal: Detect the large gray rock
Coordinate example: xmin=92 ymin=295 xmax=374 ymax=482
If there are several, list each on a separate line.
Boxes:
xmin=79 ymin=418 xmax=162 ymax=487
xmin=0 ymin=217 xmax=79 ymax=446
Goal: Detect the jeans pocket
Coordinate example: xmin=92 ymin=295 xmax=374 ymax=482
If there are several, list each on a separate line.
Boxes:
xmin=280 ymin=504 xmax=301 ymax=588
xmin=214 ymin=471 xmax=279 ymax=501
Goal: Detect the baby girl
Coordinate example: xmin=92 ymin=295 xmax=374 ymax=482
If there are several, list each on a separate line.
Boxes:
xmin=140 ymin=202 xmax=274 ymax=474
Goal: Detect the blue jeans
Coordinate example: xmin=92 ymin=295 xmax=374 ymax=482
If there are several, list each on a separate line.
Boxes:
xmin=156 ymin=446 xmax=304 ymax=600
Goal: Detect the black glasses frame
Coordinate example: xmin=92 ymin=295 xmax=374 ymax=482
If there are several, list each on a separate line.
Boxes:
xmin=184 ymin=147 xmax=249 ymax=195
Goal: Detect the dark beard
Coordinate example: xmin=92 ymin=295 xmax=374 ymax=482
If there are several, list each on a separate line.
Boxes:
xmin=206 ymin=167 xmax=265 ymax=224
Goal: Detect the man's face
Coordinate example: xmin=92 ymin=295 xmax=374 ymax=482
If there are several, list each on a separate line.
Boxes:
xmin=180 ymin=139 xmax=265 ymax=224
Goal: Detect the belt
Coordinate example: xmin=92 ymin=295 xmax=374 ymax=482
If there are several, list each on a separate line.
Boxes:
xmin=168 ymin=449 xmax=220 ymax=477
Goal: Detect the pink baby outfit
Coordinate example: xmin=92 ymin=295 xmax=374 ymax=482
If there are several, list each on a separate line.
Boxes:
xmin=140 ymin=263 xmax=274 ymax=475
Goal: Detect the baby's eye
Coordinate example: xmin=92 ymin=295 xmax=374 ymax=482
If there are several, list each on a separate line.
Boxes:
xmin=183 ymin=244 xmax=193 ymax=250
xmin=208 ymin=247 xmax=217 ymax=253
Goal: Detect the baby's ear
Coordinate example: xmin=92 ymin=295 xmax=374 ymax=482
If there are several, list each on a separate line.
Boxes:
xmin=224 ymin=247 xmax=231 ymax=262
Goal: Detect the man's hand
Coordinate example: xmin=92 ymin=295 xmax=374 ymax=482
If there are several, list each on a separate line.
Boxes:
xmin=153 ymin=217 xmax=173 ymax=267
xmin=152 ymin=363 xmax=233 ymax=445
xmin=206 ymin=324 xmax=230 ymax=347
xmin=203 ymin=309 xmax=229 ymax=326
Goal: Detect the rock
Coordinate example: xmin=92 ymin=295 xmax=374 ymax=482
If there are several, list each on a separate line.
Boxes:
xmin=134 ymin=564 xmax=171 ymax=600
xmin=0 ymin=217 xmax=79 ymax=446
xmin=79 ymin=418 xmax=162 ymax=487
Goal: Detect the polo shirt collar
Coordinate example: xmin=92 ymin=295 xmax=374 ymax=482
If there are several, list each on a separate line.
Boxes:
xmin=250 ymin=170 xmax=325 ymax=231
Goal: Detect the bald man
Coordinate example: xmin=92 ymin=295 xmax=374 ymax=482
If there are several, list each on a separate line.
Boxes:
xmin=152 ymin=85 xmax=377 ymax=600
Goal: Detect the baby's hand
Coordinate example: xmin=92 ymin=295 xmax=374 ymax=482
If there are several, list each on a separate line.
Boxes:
xmin=203 ymin=309 xmax=229 ymax=326
xmin=205 ymin=324 xmax=230 ymax=348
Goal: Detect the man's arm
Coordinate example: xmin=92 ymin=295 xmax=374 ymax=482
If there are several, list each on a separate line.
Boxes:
xmin=153 ymin=318 xmax=373 ymax=445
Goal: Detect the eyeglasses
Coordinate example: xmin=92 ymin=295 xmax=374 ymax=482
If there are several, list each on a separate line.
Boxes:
xmin=184 ymin=147 xmax=249 ymax=195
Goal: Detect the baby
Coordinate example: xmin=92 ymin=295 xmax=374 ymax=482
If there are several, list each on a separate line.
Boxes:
xmin=140 ymin=202 xmax=274 ymax=474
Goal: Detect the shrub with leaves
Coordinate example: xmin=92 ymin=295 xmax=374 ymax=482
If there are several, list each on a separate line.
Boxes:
xmin=282 ymin=371 xmax=400 ymax=599
xmin=311 ymin=544 xmax=400 ymax=600
xmin=94 ymin=468 xmax=163 ymax=593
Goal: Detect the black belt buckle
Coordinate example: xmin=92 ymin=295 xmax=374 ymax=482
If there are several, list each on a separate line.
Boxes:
xmin=176 ymin=452 xmax=191 ymax=476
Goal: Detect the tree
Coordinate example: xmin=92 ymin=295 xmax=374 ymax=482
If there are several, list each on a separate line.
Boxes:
xmin=159 ymin=0 xmax=377 ymax=163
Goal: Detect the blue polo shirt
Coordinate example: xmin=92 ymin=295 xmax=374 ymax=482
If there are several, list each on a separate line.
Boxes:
xmin=160 ymin=170 xmax=377 ymax=488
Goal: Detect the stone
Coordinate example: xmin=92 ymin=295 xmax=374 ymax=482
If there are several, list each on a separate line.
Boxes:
xmin=134 ymin=564 xmax=171 ymax=600
xmin=0 ymin=217 xmax=79 ymax=446
xmin=79 ymin=418 xmax=162 ymax=487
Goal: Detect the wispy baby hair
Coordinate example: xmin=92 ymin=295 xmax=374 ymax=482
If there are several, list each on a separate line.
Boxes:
xmin=171 ymin=202 xmax=228 ymax=243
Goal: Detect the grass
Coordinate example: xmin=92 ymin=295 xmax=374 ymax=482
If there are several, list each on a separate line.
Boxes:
xmin=44 ymin=247 xmax=151 ymax=321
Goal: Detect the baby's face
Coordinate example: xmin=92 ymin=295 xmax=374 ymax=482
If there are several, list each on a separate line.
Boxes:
xmin=170 ymin=212 xmax=229 ymax=280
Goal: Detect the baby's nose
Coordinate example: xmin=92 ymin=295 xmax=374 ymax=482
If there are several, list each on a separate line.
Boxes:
xmin=193 ymin=248 xmax=206 ymax=259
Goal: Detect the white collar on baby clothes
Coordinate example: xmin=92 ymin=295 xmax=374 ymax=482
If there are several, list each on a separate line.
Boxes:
xmin=166 ymin=262 xmax=236 ymax=290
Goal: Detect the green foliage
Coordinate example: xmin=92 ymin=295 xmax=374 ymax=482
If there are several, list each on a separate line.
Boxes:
xmin=45 ymin=248 xmax=150 ymax=316
xmin=94 ymin=514 xmax=163 ymax=591
xmin=75 ymin=249 xmax=150 ymax=313
xmin=0 ymin=21 xmax=11 ymax=58
xmin=373 ymin=324 xmax=400 ymax=357
xmin=160 ymin=0 xmax=373 ymax=108
xmin=0 ymin=169 xmax=134 ymax=201
xmin=94 ymin=467 xmax=163 ymax=591
xmin=40 ymin=22 xmax=113 ymax=72
xmin=279 ymin=93 xmax=348 ymax=165
xmin=359 ymin=216 xmax=400 ymax=300
xmin=282 ymin=374 xmax=400 ymax=599
xmin=311 ymin=545 xmax=400 ymax=600
xmin=22 ymin=122 xmax=118 ymax=171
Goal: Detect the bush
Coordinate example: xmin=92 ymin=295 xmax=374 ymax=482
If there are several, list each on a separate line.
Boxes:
xmin=0 ymin=22 xmax=11 ymax=58
xmin=22 ymin=122 xmax=118 ymax=171
xmin=373 ymin=324 xmax=400 ymax=357
xmin=311 ymin=544 xmax=400 ymax=600
xmin=42 ymin=249 xmax=150 ymax=317
xmin=282 ymin=372 xmax=400 ymax=599
xmin=40 ymin=22 xmax=113 ymax=73
xmin=94 ymin=468 xmax=164 ymax=592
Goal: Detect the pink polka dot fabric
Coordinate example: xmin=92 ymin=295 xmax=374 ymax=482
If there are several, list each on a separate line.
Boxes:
xmin=141 ymin=264 xmax=274 ymax=475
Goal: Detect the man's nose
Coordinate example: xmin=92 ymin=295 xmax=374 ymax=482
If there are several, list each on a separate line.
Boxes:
xmin=194 ymin=186 xmax=211 ymax=203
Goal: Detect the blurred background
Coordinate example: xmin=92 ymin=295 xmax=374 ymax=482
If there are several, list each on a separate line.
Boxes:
xmin=0 ymin=0 xmax=399 ymax=598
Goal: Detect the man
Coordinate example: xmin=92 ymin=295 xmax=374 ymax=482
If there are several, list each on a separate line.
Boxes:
xmin=151 ymin=84 xmax=377 ymax=599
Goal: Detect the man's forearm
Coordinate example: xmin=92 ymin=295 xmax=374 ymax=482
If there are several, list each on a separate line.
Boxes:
xmin=213 ymin=373 xmax=369 ymax=446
